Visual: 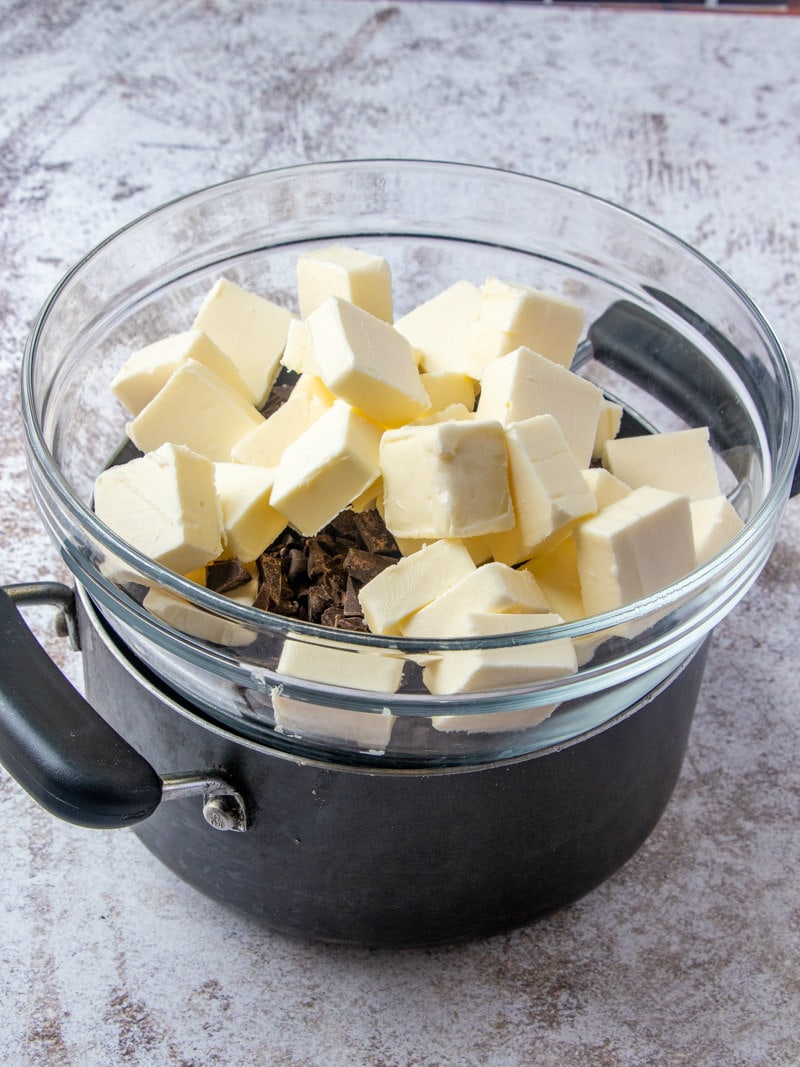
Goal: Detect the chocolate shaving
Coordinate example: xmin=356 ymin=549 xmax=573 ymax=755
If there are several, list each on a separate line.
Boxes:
xmin=205 ymin=558 xmax=252 ymax=594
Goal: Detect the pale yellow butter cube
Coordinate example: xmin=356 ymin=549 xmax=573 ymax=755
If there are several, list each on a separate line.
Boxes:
xmin=280 ymin=318 xmax=320 ymax=376
xmin=592 ymin=398 xmax=623 ymax=460
xmin=143 ymin=586 xmax=256 ymax=647
xmin=193 ymin=277 xmax=294 ymax=407
xmin=127 ymin=359 xmax=265 ymax=462
xmin=270 ymin=400 xmax=382 ymax=536
xmin=486 ymin=414 xmax=598 ymax=566
xmin=465 ymin=276 xmax=584 ymax=376
xmin=581 ymin=467 xmax=631 ymax=510
xmin=297 ymin=245 xmax=393 ymax=322
xmin=691 ymin=495 xmax=744 ymax=564
xmin=412 ymin=403 xmax=475 ymax=426
xmin=111 ymin=329 xmax=251 ymax=416
xmin=380 ymin=418 xmax=514 ymax=540
xmin=278 ymin=637 xmax=404 ymax=693
xmin=424 ymin=611 xmax=577 ymax=710
xmin=307 ymin=297 xmax=430 ymax=428
xmin=419 ymin=371 xmax=477 ymax=414
xmin=275 ymin=626 xmax=402 ymax=754
xmin=574 ymin=486 xmax=696 ymax=617
xmin=523 ymin=536 xmax=585 ymax=623
xmin=350 ymin=477 xmax=383 ymax=514
xmin=391 ymin=534 xmax=490 ymax=565
xmin=476 ymin=346 xmax=603 ymax=469
xmin=93 ymin=443 xmax=222 ymax=575
xmin=231 ymin=374 xmax=334 ymax=468
xmin=393 ymin=280 xmax=482 ymax=376
xmin=602 ymin=427 xmax=721 ymax=502
xmin=400 ymin=562 xmax=550 ymax=638
xmin=358 ymin=539 xmax=476 ymax=636
xmin=273 ymin=695 xmax=395 ymax=753
xmin=214 ymin=462 xmax=287 ymax=562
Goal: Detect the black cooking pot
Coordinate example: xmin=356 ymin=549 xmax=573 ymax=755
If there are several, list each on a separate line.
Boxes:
xmin=1 ymin=163 xmax=797 ymax=947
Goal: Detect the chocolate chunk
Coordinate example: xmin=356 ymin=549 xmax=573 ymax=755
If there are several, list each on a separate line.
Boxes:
xmin=306 ymin=538 xmax=331 ymax=579
xmin=342 ymin=547 xmax=397 ymax=585
xmin=353 ymin=508 xmax=399 ymax=555
xmin=256 ymin=554 xmax=284 ymax=606
xmin=328 ymin=509 xmax=361 ymax=543
xmin=286 ymin=548 xmax=307 ymax=585
xmin=205 ymin=558 xmax=252 ymax=594
xmin=343 ymin=575 xmax=363 ymax=617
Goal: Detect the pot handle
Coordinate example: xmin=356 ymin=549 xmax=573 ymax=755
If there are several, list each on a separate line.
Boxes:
xmin=0 ymin=584 xmax=165 ymax=828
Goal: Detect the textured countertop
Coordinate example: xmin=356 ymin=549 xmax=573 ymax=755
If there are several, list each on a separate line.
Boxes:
xmin=1 ymin=3 xmax=799 ymax=1065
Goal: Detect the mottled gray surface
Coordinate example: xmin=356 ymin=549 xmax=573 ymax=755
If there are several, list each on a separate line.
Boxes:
xmin=1 ymin=2 xmax=799 ymax=1065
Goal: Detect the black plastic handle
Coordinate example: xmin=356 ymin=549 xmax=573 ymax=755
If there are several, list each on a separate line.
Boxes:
xmin=0 ymin=586 xmax=163 ymax=828
xmin=589 ymin=299 xmax=800 ymax=498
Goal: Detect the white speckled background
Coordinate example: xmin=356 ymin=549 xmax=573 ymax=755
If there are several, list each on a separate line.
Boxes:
xmin=1 ymin=3 xmax=799 ymax=1064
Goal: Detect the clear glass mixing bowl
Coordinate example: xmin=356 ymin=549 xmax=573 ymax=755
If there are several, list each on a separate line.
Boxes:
xmin=21 ymin=160 xmax=799 ymax=767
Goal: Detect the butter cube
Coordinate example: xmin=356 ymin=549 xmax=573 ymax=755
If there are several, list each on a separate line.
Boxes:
xmin=278 ymin=636 xmax=404 ymax=693
xmin=280 ymin=318 xmax=320 ymax=376
xmin=273 ymin=696 xmax=395 ymax=753
xmin=297 ymin=245 xmax=393 ymax=322
xmin=393 ymin=280 xmax=482 ymax=376
xmin=413 ymin=403 xmax=474 ymax=426
xmin=476 ymin=346 xmax=603 ymax=468
xmin=465 ymin=277 xmax=584 ymax=376
xmin=581 ymin=467 xmax=631 ymax=510
xmin=127 ymin=359 xmax=265 ymax=462
xmin=350 ymin=477 xmax=383 ymax=514
xmin=93 ymin=443 xmax=222 ymax=574
xmin=111 ymin=329 xmax=251 ymax=416
xmin=270 ymin=400 xmax=382 ymax=536
xmin=592 ymin=398 xmax=623 ymax=460
xmin=420 ymin=371 xmax=477 ymax=414
xmin=691 ymin=495 xmax=744 ymax=564
xmin=307 ymin=297 xmax=430 ymax=428
xmin=380 ymin=418 xmax=514 ymax=540
xmin=392 ymin=534 xmax=491 ymax=564
xmin=143 ymin=587 xmax=256 ymax=647
xmin=523 ymin=536 xmax=584 ymax=623
xmin=231 ymin=374 xmax=335 ymax=468
xmin=485 ymin=415 xmax=598 ymax=566
xmin=358 ymin=539 xmax=476 ymax=636
xmin=401 ymin=562 xmax=550 ymax=638
xmin=424 ymin=611 xmax=577 ymax=706
xmin=214 ymin=462 xmax=287 ymax=562
xmin=602 ymin=427 xmax=721 ymax=501
xmin=193 ymin=277 xmax=294 ymax=407
xmin=574 ymin=486 xmax=696 ymax=617
xmin=273 ymin=634 xmax=403 ymax=751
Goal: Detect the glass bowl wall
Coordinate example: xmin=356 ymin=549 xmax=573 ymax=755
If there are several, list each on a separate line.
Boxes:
xmin=22 ymin=161 xmax=799 ymax=767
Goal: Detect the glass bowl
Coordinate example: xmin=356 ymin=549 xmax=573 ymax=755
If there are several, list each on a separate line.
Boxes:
xmin=21 ymin=160 xmax=799 ymax=767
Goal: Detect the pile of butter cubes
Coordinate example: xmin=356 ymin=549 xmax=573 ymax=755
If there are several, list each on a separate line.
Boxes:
xmin=94 ymin=245 xmax=744 ymax=730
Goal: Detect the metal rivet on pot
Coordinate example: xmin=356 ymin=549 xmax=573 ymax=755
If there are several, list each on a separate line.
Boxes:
xmin=202 ymin=795 xmax=244 ymax=832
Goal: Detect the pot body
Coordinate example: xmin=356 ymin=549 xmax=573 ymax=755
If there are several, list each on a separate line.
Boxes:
xmin=80 ymin=592 xmax=707 ymax=947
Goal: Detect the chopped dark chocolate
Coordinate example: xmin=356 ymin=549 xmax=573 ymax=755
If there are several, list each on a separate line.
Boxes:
xmin=353 ymin=509 xmax=399 ymax=555
xmin=306 ymin=538 xmax=331 ymax=579
xmin=343 ymin=575 xmax=363 ymax=617
xmin=250 ymin=506 xmax=402 ymax=632
xmin=342 ymin=547 xmax=397 ymax=585
xmin=205 ymin=558 xmax=252 ymax=594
